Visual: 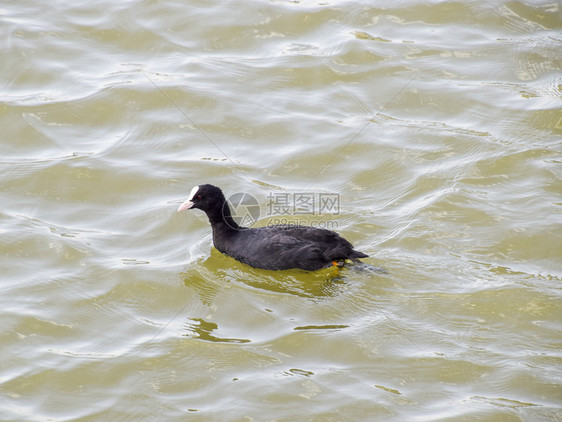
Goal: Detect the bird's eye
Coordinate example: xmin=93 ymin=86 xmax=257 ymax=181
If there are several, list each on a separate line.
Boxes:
xmin=196 ymin=195 xmax=202 ymax=200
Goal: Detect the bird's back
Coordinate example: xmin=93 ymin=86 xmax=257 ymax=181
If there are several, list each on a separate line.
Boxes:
xmin=215 ymin=224 xmax=367 ymax=271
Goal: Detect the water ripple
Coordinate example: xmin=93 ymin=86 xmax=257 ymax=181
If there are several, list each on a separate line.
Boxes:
xmin=1 ymin=0 xmax=561 ymax=420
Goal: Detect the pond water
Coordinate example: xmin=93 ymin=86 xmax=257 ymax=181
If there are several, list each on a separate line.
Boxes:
xmin=1 ymin=1 xmax=561 ymax=420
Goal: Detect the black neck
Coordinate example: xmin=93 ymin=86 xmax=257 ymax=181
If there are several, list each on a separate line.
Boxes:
xmin=205 ymin=198 xmax=240 ymax=231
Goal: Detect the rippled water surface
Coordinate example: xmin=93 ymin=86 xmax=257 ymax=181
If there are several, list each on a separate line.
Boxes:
xmin=1 ymin=1 xmax=561 ymax=420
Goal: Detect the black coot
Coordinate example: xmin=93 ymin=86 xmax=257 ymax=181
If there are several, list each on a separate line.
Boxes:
xmin=177 ymin=184 xmax=368 ymax=271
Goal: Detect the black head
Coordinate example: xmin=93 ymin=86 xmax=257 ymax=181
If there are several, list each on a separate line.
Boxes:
xmin=177 ymin=184 xmax=226 ymax=213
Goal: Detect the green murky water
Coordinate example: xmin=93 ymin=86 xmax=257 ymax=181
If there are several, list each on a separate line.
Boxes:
xmin=1 ymin=1 xmax=561 ymax=420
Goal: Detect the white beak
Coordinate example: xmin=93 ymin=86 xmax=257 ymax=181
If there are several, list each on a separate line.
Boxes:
xmin=177 ymin=185 xmax=200 ymax=212
xmin=177 ymin=199 xmax=194 ymax=212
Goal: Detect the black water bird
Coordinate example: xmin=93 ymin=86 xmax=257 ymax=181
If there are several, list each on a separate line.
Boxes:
xmin=177 ymin=184 xmax=368 ymax=271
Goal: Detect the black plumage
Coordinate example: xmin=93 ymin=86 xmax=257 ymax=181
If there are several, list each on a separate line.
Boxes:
xmin=177 ymin=184 xmax=368 ymax=271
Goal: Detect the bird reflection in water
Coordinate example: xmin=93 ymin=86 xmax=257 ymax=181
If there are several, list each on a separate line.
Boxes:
xmin=184 ymin=318 xmax=250 ymax=344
